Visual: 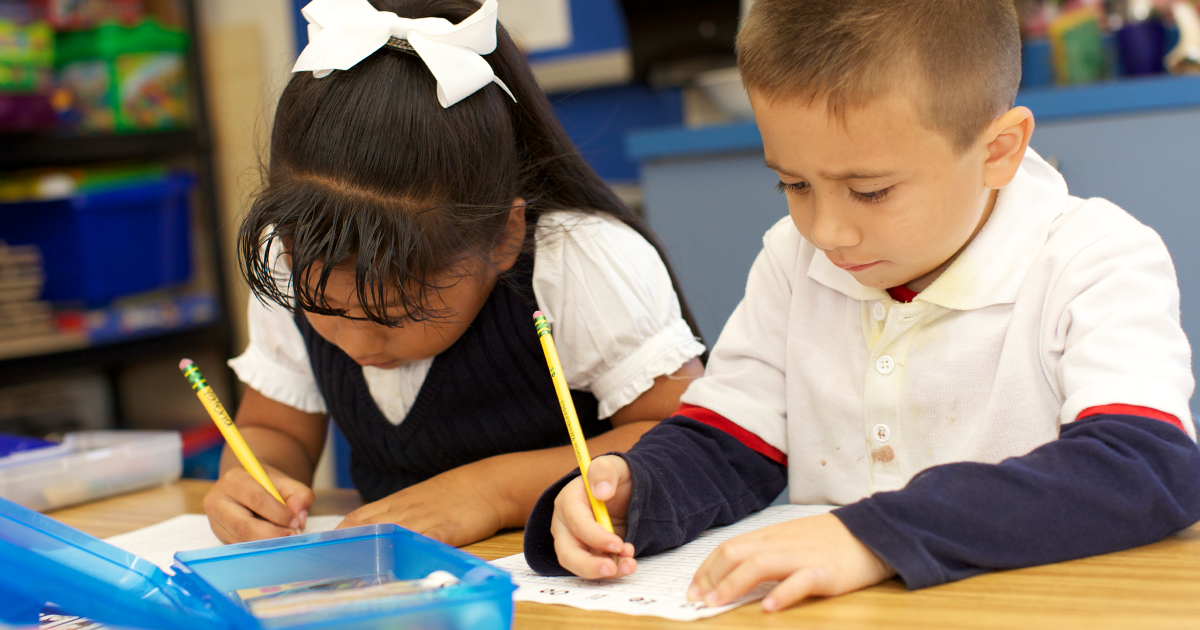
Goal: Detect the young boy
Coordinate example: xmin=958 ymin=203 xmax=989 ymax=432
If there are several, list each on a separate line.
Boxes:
xmin=522 ymin=0 xmax=1200 ymax=613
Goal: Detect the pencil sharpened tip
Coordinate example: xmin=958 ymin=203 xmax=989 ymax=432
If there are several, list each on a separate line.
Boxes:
xmin=532 ymin=311 xmax=544 ymax=319
xmin=179 ymin=358 xmax=194 ymax=370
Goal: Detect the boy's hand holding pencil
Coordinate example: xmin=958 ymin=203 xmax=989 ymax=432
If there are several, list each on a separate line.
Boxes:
xmin=550 ymin=455 xmax=637 ymax=579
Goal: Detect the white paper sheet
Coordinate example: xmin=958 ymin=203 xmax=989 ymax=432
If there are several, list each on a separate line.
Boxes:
xmin=104 ymin=514 xmax=344 ymax=573
xmin=491 ymin=504 xmax=834 ymax=621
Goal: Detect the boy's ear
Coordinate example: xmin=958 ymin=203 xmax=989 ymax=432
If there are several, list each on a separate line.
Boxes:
xmin=492 ymin=198 xmax=527 ymax=272
xmin=980 ymin=106 xmax=1035 ymax=190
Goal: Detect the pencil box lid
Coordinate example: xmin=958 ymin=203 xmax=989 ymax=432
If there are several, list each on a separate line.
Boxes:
xmin=0 ymin=495 xmax=241 ymax=629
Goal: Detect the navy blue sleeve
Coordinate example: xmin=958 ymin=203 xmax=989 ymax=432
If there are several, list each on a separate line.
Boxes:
xmin=834 ymin=413 xmax=1200 ymax=589
xmin=524 ymin=416 xmax=787 ymax=575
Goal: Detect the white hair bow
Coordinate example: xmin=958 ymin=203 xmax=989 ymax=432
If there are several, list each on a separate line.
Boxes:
xmin=293 ymin=0 xmax=516 ymax=108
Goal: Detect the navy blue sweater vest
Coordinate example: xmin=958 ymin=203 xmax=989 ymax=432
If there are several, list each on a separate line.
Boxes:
xmin=294 ymin=257 xmax=610 ymax=502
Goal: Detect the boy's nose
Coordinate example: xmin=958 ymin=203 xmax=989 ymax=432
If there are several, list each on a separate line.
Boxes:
xmin=808 ymin=202 xmax=860 ymax=251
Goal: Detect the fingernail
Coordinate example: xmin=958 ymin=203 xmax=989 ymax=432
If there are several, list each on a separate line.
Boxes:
xmin=705 ymin=592 xmax=719 ymax=607
xmin=288 ymin=517 xmax=299 ymax=529
xmin=763 ymin=597 xmax=777 ymax=611
xmin=299 ymin=510 xmax=308 ymax=528
xmin=618 ymin=561 xmax=633 ymax=575
xmin=599 ymin=563 xmax=614 ymax=577
xmin=687 ymin=585 xmax=699 ymax=600
xmin=607 ymin=543 xmax=620 ymax=553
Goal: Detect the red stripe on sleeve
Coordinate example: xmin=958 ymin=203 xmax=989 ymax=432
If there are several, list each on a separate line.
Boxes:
xmin=675 ymin=404 xmax=788 ymax=465
xmin=1078 ymin=404 xmax=1186 ymax=433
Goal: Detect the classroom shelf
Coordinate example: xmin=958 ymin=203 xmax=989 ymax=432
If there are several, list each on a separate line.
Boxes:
xmin=0 ymin=131 xmax=206 ymax=170
xmin=0 ymin=0 xmax=238 ymax=421
xmin=0 ymin=323 xmax=225 ymax=387
xmin=626 ymin=73 xmax=1200 ymax=163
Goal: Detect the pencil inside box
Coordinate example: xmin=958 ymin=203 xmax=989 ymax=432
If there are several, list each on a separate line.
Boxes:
xmin=171 ymin=523 xmax=516 ymax=630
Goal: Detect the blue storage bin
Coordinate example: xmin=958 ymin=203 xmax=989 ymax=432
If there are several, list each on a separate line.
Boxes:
xmin=0 ymin=495 xmax=515 ymax=630
xmin=0 ymin=172 xmax=194 ymax=305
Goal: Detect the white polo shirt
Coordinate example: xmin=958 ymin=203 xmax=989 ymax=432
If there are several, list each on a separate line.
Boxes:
xmin=680 ymin=149 xmax=1195 ymax=506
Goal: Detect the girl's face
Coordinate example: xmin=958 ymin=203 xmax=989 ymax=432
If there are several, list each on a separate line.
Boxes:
xmin=302 ymin=259 xmax=499 ymax=368
xmin=298 ymin=203 xmax=526 ymax=368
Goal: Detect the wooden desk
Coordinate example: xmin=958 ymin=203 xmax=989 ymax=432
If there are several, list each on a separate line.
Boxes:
xmin=48 ymin=480 xmax=1200 ymax=630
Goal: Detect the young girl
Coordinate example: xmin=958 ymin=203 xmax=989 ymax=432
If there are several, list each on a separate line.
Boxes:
xmin=202 ymin=0 xmax=706 ymax=547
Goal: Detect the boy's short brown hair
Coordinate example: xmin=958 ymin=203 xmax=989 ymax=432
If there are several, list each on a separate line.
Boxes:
xmin=738 ymin=0 xmax=1021 ymax=153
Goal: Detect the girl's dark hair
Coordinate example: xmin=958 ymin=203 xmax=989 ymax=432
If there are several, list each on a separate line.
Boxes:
xmin=240 ymin=0 xmax=703 ymax=347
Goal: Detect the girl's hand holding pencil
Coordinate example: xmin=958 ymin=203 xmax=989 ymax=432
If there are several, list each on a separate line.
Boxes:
xmin=204 ymin=464 xmax=315 ymax=543
xmin=199 ymin=385 xmax=323 ymax=544
xmin=550 ymin=455 xmax=638 ymax=579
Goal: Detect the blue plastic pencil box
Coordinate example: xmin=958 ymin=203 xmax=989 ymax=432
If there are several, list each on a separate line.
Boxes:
xmin=0 ymin=496 xmax=515 ymax=629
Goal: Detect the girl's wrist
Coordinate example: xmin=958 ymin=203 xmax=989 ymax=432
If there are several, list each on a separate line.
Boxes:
xmin=473 ymin=456 xmax=532 ymax=529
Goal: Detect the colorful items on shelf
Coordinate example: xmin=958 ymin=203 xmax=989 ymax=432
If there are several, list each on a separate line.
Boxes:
xmin=54 ymin=19 xmax=190 ymax=133
xmin=0 ymin=162 xmax=167 ymax=202
xmin=68 ymin=291 xmax=218 ymax=343
xmin=38 ymin=0 xmax=144 ymax=31
xmin=1166 ymin=0 xmax=1200 ymax=72
xmin=0 ymin=3 xmax=55 ymax=131
xmin=1017 ymin=0 xmax=1200 ymax=88
xmin=1049 ymin=7 xmax=1108 ymax=84
xmin=0 ymin=12 xmax=53 ymax=92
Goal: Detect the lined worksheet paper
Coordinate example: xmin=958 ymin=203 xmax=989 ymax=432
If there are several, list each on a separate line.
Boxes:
xmin=104 ymin=514 xmax=344 ymax=572
xmin=491 ymin=504 xmax=834 ymax=621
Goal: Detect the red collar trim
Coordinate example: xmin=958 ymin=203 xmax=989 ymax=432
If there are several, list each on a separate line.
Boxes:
xmin=887 ymin=285 xmax=919 ymax=303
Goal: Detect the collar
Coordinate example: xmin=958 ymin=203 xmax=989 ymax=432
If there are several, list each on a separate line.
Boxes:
xmin=807 ymin=148 xmax=1069 ymax=310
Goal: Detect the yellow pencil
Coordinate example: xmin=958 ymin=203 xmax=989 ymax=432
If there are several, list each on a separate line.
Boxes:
xmin=179 ymin=358 xmax=285 ymax=504
xmin=533 ymin=312 xmax=615 ymax=534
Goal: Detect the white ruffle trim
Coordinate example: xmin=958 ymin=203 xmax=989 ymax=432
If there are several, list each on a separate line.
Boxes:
xmin=591 ymin=321 xmax=706 ymax=419
xmin=228 ymin=348 xmax=329 ymax=414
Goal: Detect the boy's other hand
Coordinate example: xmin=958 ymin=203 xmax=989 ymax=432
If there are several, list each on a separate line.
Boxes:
xmin=551 ymin=455 xmax=637 ymax=579
xmin=689 ymin=513 xmax=895 ymax=612
xmin=203 ymin=465 xmax=313 ymax=543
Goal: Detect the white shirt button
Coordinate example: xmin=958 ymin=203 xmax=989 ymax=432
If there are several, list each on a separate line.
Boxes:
xmin=875 ymin=355 xmax=895 ymax=375
xmin=872 ymin=423 xmax=891 ymax=442
xmin=872 ymin=302 xmax=886 ymax=321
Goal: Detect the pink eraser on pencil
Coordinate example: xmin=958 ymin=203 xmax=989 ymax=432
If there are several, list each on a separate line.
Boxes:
xmin=179 ymin=358 xmax=194 ymax=370
xmin=533 ymin=311 xmax=544 ymax=318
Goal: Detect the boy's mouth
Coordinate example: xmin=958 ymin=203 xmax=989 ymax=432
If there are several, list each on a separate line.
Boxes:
xmin=834 ymin=260 xmax=881 ymax=273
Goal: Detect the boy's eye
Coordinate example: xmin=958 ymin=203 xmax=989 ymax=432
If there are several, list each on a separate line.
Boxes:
xmin=850 ymin=186 xmax=892 ymax=203
xmin=774 ymin=180 xmax=810 ymax=195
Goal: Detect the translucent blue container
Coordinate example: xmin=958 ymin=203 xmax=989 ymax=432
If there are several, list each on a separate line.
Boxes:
xmin=0 ymin=496 xmax=515 ymax=630
xmin=0 ymin=173 xmax=193 ymax=305
xmin=172 ymin=525 xmax=516 ymax=630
